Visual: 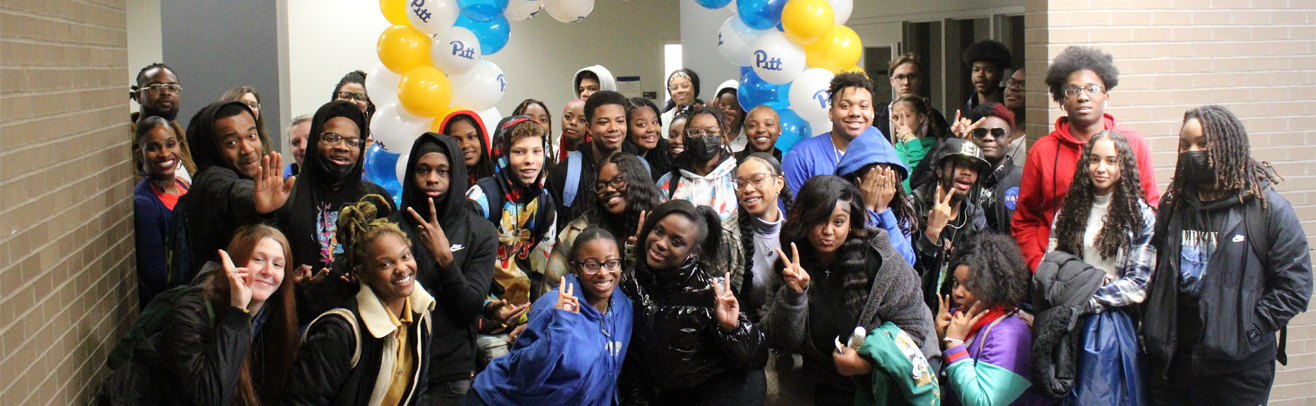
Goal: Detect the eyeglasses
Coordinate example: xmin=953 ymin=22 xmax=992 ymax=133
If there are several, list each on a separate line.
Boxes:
xmin=592 ymin=175 xmax=627 ymax=194
xmin=336 ymin=91 xmax=370 ymax=102
xmin=143 ymin=84 xmax=182 ymax=94
xmin=1062 ymin=84 xmax=1105 ymax=99
xmin=668 ymin=82 xmax=692 ymax=92
xmin=970 ymin=127 xmax=1009 ymax=141
xmin=320 ymin=132 xmax=364 ymax=148
xmin=574 ymin=259 xmax=621 ymax=274
xmin=685 ymin=128 xmax=721 ymax=138
xmin=1005 ymin=78 xmax=1025 ymax=91
xmin=243 ymin=101 xmax=261 ymax=110
xmin=734 ymin=172 xmax=775 ymax=191
xmin=891 ymin=73 xmax=920 ymax=83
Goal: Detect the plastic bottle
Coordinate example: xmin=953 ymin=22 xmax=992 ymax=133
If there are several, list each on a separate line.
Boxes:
xmin=848 ymin=326 xmax=866 ymax=350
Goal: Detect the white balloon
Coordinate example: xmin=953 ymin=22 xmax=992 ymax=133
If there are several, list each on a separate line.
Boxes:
xmin=505 ymin=0 xmax=544 ymax=21
xmin=365 ymin=63 xmax=402 ymax=107
xmin=431 ymin=26 xmax=482 ymax=76
xmin=827 ymin=0 xmax=852 ymax=25
xmin=717 ymin=16 xmax=770 ymax=67
xmin=789 ymin=68 xmax=836 ymax=122
xmin=750 ymin=32 xmax=807 ymax=85
xmin=544 ymin=0 xmax=593 ymax=23
xmin=395 ymin=151 xmax=410 ymax=188
xmin=475 ymin=107 xmax=502 ymax=140
xmin=371 ymin=103 xmax=434 ymax=153
xmin=809 ymin=119 xmax=832 ymax=136
xmin=406 ymin=0 xmax=460 ymax=35
xmin=448 ymin=60 xmax=506 ymax=112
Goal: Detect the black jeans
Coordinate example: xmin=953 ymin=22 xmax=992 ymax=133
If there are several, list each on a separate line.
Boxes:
xmin=1154 ymin=360 xmax=1276 ymax=406
xmin=652 ymin=369 xmax=767 ymax=406
xmin=420 ymin=379 xmax=472 ymax=406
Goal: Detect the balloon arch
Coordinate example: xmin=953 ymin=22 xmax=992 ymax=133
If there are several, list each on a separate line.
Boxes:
xmin=363 ymin=0 xmax=863 ymax=201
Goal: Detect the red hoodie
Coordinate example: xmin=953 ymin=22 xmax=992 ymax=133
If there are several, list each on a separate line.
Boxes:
xmin=1011 ymin=113 xmax=1161 ymax=271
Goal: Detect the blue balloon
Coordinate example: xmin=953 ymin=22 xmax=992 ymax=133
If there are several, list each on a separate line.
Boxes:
xmin=695 ymin=0 xmax=733 ymax=9
xmin=738 ymin=69 xmax=786 ymax=111
xmin=737 ymin=0 xmax=788 ymax=30
xmin=456 ymin=14 xmax=511 ymax=54
xmin=459 ymin=0 xmax=509 ymax=22
xmin=364 ymin=143 xmax=403 ymax=207
xmin=775 ymin=108 xmax=811 ymax=152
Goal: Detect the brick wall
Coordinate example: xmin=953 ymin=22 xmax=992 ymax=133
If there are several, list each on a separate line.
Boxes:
xmin=1025 ymin=0 xmax=1316 ymax=403
xmin=0 ymin=1 xmax=134 ymax=405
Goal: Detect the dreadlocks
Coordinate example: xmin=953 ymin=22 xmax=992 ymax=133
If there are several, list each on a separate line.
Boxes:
xmin=1164 ymin=105 xmax=1282 ymax=212
xmin=1052 ymin=131 xmax=1146 ymax=260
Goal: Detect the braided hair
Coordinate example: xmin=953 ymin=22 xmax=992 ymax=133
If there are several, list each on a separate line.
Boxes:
xmin=131 ymin=62 xmax=175 ymax=100
xmin=735 ymin=153 xmax=794 ymax=289
xmin=336 ymin=194 xmax=408 ymax=274
xmin=1052 ymin=131 xmax=1145 ymax=260
xmin=1164 ymin=105 xmax=1282 ymax=211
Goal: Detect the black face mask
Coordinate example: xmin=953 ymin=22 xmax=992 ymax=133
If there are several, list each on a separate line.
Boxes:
xmin=686 ymin=135 xmax=724 ymax=163
xmin=317 ymin=154 xmax=355 ymax=180
xmin=1178 ymin=150 xmax=1216 ymax=186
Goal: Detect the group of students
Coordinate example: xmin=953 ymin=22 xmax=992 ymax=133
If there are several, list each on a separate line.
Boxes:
xmin=113 ymin=42 xmax=1310 ymax=406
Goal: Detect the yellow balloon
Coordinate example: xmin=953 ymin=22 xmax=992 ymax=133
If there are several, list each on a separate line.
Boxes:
xmin=781 ymin=0 xmax=834 ymax=46
xmin=380 ymin=0 xmax=409 ymax=26
xmin=378 ymin=25 xmax=432 ymax=74
xmin=398 ymin=67 xmax=453 ymax=118
xmin=842 ymin=65 xmax=867 ymax=76
xmin=805 ymin=25 xmax=863 ymax=73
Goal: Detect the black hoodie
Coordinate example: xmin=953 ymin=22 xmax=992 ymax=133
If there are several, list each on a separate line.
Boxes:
xmin=400 ymin=132 xmax=499 ymax=385
xmin=279 ymin=101 xmax=394 ymax=322
xmin=176 ymin=101 xmax=269 ymax=277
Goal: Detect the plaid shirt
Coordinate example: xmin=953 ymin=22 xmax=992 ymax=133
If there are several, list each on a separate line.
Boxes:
xmin=1048 ymin=201 xmax=1158 ymax=313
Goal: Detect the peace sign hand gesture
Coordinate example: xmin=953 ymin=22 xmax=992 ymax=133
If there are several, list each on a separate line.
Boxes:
xmin=407 ymin=197 xmax=454 ymax=267
xmin=950 ymin=110 xmax=987 ymax=139
xmin=555 ymin=276 xmax=580 ymax=313
xmin=924 ymin=185 xmax=955 ymax=244
xmin=220 ymin=249 xmax=252 ymax=311
xmin=775 ymin=243 xmax=811 ymax=293
xmin=253 ymin=152 xmax=295 ymax=214
xmin=890 ymin=117 xmax=916 ymax=143
xmin=713 ymin=272 xmax=741 ymax=332
xmin=935 ymin=294 xmax=953 ymax=340
xmin=945 ymin=302 xmax=988 ymax=342
xmin=626 ymin=211 xmax=649 ymax=246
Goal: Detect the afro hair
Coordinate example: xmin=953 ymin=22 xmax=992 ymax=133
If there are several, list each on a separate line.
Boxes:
xmin=1045 ymin=46 xmax=1120 ymax=102
xmin=963 ymin=40 xmax=1014 ymax=72
xmin=946 ymin=233 xmax=1031 ymax=308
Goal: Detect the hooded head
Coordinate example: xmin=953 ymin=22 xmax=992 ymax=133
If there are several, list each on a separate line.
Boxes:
xmin=834 ymin=129 xmax=909 ymax=180
xmin=186 ymin=100 xmax=269 ymax=177
xmin=301 ymin=100 xmax=369 ymax=187
xmin=439 ymin=109 xmax=494 ymax=182
xmin=573 ymin=65 xmax=618 ymax=100
xmin=400 ymin=132 xmax=470 ymax=228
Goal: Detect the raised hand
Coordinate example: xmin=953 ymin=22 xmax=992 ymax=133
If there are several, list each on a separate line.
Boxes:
xmin=253 ymin=152 xmax=295 ymax=214
xmin=220 ymin=249 xmax=253 ymax=311
xmin=945 ymin=302 xmax=988 ymax=342
xmin=935 ymin=294 xmax=953 ymax=340
xmin=292 ymin=264 xmax=330 ymax=287
xmin=554 ymin=276 xmax=580 ymax=313
xmin=626 ymin=211 xmax=649 ymax=246
xmin=713 ymin=272 xmax=741 ymax=332
xmin=924 ymin=185 xmax=955 ymax=244
xmin=859 ymin=166 xmax=883 ymax=213
xmin=834 ymin=345 xmax=873 ymax=376
xmin=950 ymin=110 xmax=987 ymax=139
xmin=890 ymin=117 xmax=916 ymax=143
xmin=874 ymin=167 xmax=898 ymax=213
xmin=775 ymin=242 xmax=811 ymax=293
xmin=490 ymin=298 xmax=532 ymax=322
xmin=407 ymin=197 xmax=454 ymax=267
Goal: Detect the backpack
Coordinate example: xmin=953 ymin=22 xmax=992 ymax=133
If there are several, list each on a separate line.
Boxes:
xmin=105 ymin=285 xmax=212 ymax=370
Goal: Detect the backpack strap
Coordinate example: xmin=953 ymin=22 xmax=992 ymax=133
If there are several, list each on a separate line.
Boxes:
xmin=666 ymin=171 xmax=680 ymax=199
xmin=563 ymin=151 xmax=584 ymax=209
xmin=303 ymin=309 xmax=362 ymax=369
xmin=970 ymin=313 xmax=1010 ymax=355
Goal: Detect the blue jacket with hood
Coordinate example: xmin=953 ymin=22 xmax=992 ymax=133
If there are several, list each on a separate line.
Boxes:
xmin=834 ymin=131 xmax=917 ymax=266
xmin=472 ymin=273 xmax=633 ymax=406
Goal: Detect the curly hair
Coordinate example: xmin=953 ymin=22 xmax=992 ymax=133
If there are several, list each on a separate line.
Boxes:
xmin=828 ymin=71 xmax=875 ymax=106
xmin=1045 ymin=46 xmax=1120 ymax=103
xmin=1052 ymin=131 xmax=1145 ymax=260
xmin=782 ymin=176 xmax=875 ymax=319
xmin=840 ymin=163 xmax=917 ymax=238
xmin=336 ymin=194 xmax=409 ymax=273
xmin=736 ymin=153 xmax=795 ymax=287
xmin=513 ymin=99 xmax=553 ymax=133
xmin=581 ymin=152 xmax=664 ymax=244
xmin=946 ymin=233 xmax=1030 ymax=308
xmin=1163 ymin=105 xmax=1282 ymax=212
xmin=962 ymin=40 xmax=1013 ymax=71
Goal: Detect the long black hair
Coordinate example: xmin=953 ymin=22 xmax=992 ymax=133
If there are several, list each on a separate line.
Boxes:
xmin=1163 ymin=105 xmax=1282 ymax=212
xmin=946 ymin=233 xmax=1029 ymax=309
xmin=1053 ymin=131 xmax=1145 ymax=260
xmin=782 ymin=175 xmax=875 ymax=318
xmin=634 ymin=200 xmax=723 ymax=274
xmin=445 ymin=113 xmax=495 ymax=182
xmin=581 ymin=152 xmax=664 ymax=244
xmin=735 ymin=153 xmax=794 ymax=286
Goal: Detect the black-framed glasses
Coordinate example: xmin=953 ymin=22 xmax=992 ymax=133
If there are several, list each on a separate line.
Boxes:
xmin=1005 ymin=78 xmax=1025 ymax=91
xmin=320 ymin=132 xmax=364 ymax=148
xmin=685 ymin=128 xmax=721 ymax=138
xmin=891 ymin=73 xmax=920 ymax=83
xmin=336 ymin=91 xmax=370 ymax=102
xmin=1063 ymin=84 xmax=1104 ymax=99
xmin=970 ymin=127 xmax=1009 ymax=141
xmin=143 ymin=84 xmax=182 ymax=94
xmin=734 ymin=172 xmax=775 ymax=191
xmin=574 ymin=259 xmax=621 ymax=274
xmin=592 ymin=175 xmax=627 ymax=194
xmin=243 ymin=101 xmax=261 ymax=110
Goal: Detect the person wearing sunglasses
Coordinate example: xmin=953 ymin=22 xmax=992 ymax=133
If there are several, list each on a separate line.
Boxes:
xmin=1013 ymin=46 xmax=1159 ymax=271
xmin=276 ymin=100 xmax=395 ymax=321
xmin=964 ymin=103 xmax=1023 ymax=235
xmin=656 ymin=107 xmax=740 ymax=220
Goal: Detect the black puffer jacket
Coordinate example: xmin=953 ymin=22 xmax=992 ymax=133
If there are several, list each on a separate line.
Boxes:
xmin=619 ymin=256 xmax=768 ymax=399
xmin=912 ymin=185 xmax=988 ymax=314
xmin=1030 ymin=250 xmax=1106 ymax=400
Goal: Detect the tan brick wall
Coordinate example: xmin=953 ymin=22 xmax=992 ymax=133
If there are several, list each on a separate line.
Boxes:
xmin=0 ymin=1 xmax=134 ymax=405
xmin=1026 ymin=0 xmax=1316 ymax=403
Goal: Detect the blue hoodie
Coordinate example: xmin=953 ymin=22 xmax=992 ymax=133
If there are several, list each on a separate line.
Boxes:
xmin=472 ymin=273 xmax=633 ymax=406
xmin=783 ymin=126 xmax=886 ymax=195
xmin=834 ymin=131 xmax=916 ymax=266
